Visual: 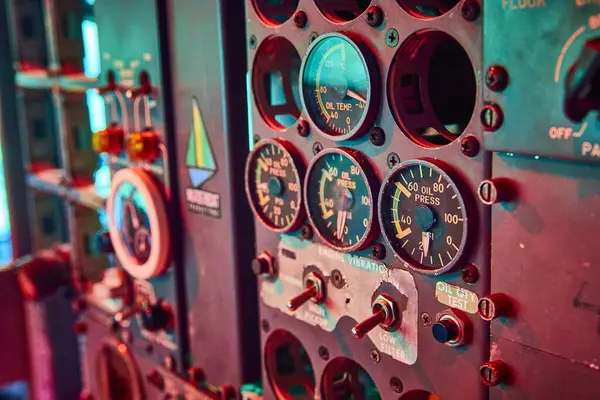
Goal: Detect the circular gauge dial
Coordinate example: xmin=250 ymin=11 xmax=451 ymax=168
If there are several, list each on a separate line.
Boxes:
xmin=300 ymin=33 xmax=378 ymax=141
xmin=378 ymin=160 xmax=468 ymax=275
xmin=107 ymin=168 xmax=170 ymax=280
xmin=246 ymin=139 xmax=304 ymax=232
xmin=305 ymin=148 xmax=378 ymax=252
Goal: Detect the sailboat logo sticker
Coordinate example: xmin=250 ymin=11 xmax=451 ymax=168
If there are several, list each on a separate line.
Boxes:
xmin=184 ymin=98 xmax=221 ymax=218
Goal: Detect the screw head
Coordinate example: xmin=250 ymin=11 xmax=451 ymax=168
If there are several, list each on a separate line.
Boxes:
xmin=421 ymin=312 xmax=432 ymax=327
xmin=461 ymin=0 xmax=481 ymax=22
xmin=486 ymin=65 xmax=509 ymax=92
xmin=460 ymin=135 xmax=480 ymax=157
xmin=371 ymin=243 xmax=386 ymax=260
xmin=297 ymin=120 xmax=310 ymax=137
xmin=481 ymin=103 xmax=504 ymax=132
xmin=309 ymin=32 xmax=319 ymax=44
xmin=318 ymin=346 xmax=329 ymax=360
xmin=293 ymin=10 xmax=307 ymax=29
xmin=301 ymin=224 xmax=313 ymax=240
xmin=370 ymin=127 xmax=385 ymax=146
xmin=461 ymin=264 xmax=479 ymax=284
xmin=253 ymin=134 xmax=260 ymax=144
xmin=249 ymin=35 xmax=257 ymax=50
xmin=386 ymin=28 xmax=399 ymax=47
xmin=386 ymin=152 xmax=400 ymax=169
xmin=365 ymin=6 xmax=384 ymax=28
xmin=331 ymin=269 xmax=345 ymax=289
xmin=312 ymin=142 xmax=323 ymax=155
xmin=369 ymin=349 xmax=381 ymax=363
xmin=389 ymin=376 xmax=403 ymax=393
xmin=261 ymin=319 xmax=270 ymax=332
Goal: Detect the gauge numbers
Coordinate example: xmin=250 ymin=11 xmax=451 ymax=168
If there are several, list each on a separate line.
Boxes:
xmin=305 ymin=148 xmax=378 ymax=252
xmin=379 ymin=160 xmax=468 ymax=275
xmin=300 ymin=33 xmax=378 ymax=141
xmin=245 ymin=139 xmax=304 ymax=232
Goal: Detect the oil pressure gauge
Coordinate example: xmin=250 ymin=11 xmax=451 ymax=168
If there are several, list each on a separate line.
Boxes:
xmin=300 ymin=33 xmax=380 ymax=141
xmin=378 ymin=160 xmax=469 ymax=275
xmin=245 ymin=138 xmax=305 ymax=232
xmin=304 ymin=148 xmax=379 ymax=252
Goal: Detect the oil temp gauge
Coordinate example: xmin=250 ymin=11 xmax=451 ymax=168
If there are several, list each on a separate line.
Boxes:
xmin=245 ymin=138 xmax=305 ymax=232
xmin=304 ymin=148 xmax=379 ymax=252
xmin=378 ymin=160 xmax=469 ymax=275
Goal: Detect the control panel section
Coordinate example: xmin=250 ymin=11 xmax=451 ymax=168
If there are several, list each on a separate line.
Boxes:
xmin=261 ymin=240 xmax=418 ymax=365
xmin=484 ymin=1 xmax=600 ymax=162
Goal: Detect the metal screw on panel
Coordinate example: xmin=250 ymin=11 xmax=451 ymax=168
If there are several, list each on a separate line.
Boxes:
xmin=366 ymin=6 xmax=384 ymax=28
xmin=318 ymin=346 xmax=330 ymax=360
xmin=460 ymin=135 xmax=480 ymax=157
xmin=461 ymin=0 xmax=481 ymax=22
xmin=301 ymin=224 xmax=314 ymax=240
xmin=309 ymin=32 xmax=319 ymax=44
xmin=312 ymin=142 xmax=323 ymax=155
xmin=371 ymin=243 xmax=386 ymax=260
xmin=369 ymin=349 xmax=381 ymax=363
xmin=461 ymin=264 xmax=479 ymax=284
xmin=331 ymin=269 xmax=345 ymax=289
xmin=163 ymin=355 xmax=176 ymax=372
xmin=253 ymin=134 xmax=260 ymax=144
xmin=370 ymin=127 xmax=385 ymax=147
xmin=481 ymin=103 xmax=504 ymax=132
xmin=386 ymin=152 xmax=400 ymax=169
xmin=486 ymin=65 xmax=509 ymax=92
xmin=389 ymin=377 xmax=404 ymax=393
xmin=297 ymin=120 xmax=310 ymax=137
xmin=293 ymin=10 xmax=307 ymax=29
xmin=249 ymin=35 xmax=257 ymax=50
xmin=386 ymin=28 xmax=399 ymax=47
xmin=261 ymin=319 xmax=270 ymax=333
xmin=421 ymin=312 xmax=432 ymax=327
xmin=480 ymin=360 xmax=507 ymax=386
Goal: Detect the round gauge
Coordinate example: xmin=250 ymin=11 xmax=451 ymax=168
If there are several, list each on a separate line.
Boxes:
xmin=378 ymin=160 xmax=468 ymax=275
xmin=245 ymin=138 xmax=305 ymax=232
xmin=304 ymin=148 xmax=378 ymax=252
xmin=107 ymin=168 xmax=170 ymax=280
xmin=300 ymin=33 xmax=379 ymax=141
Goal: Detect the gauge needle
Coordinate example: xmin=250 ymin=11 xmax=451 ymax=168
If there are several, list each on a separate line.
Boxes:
xmin=337 ymin=210 xmax=348 ymax=240
xmin=422 ymin=232 xmax=433 ymax=258
xmin=126 ymin=199 xmax=141 ymax=229
xmin=346 ymin=89 xmax=367 ymax=103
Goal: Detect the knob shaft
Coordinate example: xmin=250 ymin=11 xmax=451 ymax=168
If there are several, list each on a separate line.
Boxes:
xmin=565 ymin=37 xmax=600 ymax=122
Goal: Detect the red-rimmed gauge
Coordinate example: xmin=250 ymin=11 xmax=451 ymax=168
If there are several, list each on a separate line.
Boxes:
xmin=304 ymin=148 xmax=379 ymax=252
xmin=245 ymin=138 xmax=305 ymax=232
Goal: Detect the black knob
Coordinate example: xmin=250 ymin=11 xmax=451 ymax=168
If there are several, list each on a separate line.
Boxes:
xmin=565 ymin=37 xmax=600 ymax=122
xmin=432 ymin=319 xmax=459 ymax=344
xmin=141 ymin=303 xmax=173 ymax=332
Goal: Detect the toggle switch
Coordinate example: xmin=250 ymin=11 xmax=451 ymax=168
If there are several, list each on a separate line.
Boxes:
xmin=287 ymin=272 xmax=325 ymax=312
xmin=113 ymin=301 xmax=174 ymax=332
xmin=352 ymin=294 xmax=398 ymax=339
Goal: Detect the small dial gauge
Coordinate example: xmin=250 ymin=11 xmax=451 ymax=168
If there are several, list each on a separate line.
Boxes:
xmin=304 ymin=148 xmax=379 ymax=252
xmin=245 ymin=138 xmax=305 ymax=232
xmin=300 ymin=33 xmax=379 ymax=141
xmin=107 ymin=168 xmax=170 ymax=280
xmin=378 ymin=160 xmax=468 ymax=275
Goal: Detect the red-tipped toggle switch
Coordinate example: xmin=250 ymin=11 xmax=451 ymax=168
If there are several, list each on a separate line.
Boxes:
xmin=287 ymin=272 xmax=325 ymax=312
xmin=352 ymin=294 xmax=398 ymax=339
xmin=93 ymin=124 xmax=125 ymax=155
xmin=127 ymin=129 xmax=160 ymax=162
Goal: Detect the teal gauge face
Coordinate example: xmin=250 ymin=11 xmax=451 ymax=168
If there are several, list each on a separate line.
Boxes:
xmin=112 ymin=182 xmax=152 ymax=264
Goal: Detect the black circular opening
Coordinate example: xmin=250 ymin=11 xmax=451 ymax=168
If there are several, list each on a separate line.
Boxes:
xmin=252 ymin=0 xmax=299 ymax=26
xmin=399 ymin=390 xmax=442 ymax=400
xmin=252 ymin=36 xmax=302 ymax=131
xmin=265 ymin=330 xmax=316 ymax=399
xmin=314 ymin=0 xmax=371 ymax=23
xmin=388 ymin=30 xmax=476 ymax=147
xmin=321 ymin=357 xmax=381 ymax=399
xmin=396 ymin=0 xmax=460 ymax=19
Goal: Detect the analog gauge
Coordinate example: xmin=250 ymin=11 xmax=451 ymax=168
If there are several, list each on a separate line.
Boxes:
xmin=304 ymin=148 xmax=378 ymax=252
xmin=378 ymin=160 xmax=468 ymax=275
xmin=300 ymin=33 xmax=379 ymax=141
xmin=245 ymin=138 xmax=305 ymax=232
xmin=107 ymin=168 xmax=170 ymax=280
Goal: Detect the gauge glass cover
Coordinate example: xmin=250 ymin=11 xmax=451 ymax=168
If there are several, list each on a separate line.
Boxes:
xmin=378 ymin=160 xmax=468 ymax=275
